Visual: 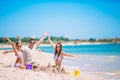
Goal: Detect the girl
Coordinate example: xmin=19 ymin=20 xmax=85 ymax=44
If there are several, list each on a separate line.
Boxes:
xmin=4 ymin=37 xmax=26 ymax=69
xmin=48 ymin=36 xmax=79 ymax=67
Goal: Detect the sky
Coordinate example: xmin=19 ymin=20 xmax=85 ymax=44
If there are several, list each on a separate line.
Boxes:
xmin=0 ymin=0 xmax=120 ymax=39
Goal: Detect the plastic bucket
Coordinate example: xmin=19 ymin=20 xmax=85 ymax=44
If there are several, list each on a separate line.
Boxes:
xmin=26 ymin=64 xmax=32 ymax=70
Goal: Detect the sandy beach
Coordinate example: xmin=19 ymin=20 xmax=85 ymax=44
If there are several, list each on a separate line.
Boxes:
xmin=0 ymin=47 xmax=108 ymax=80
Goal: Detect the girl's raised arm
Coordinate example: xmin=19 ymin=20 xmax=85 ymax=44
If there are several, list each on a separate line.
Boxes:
xmin=48 ymin=36 xmax=55 ymax=49
xmin=4 ymin=37 xmax=18 ymax=54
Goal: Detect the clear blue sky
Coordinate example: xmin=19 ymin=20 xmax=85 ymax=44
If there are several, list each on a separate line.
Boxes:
xmin=0 ymin=0 xmax=120 ymax=39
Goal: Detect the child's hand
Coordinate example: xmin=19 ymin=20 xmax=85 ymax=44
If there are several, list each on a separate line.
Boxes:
xmin=2 ymin=50 xmax=8 ymax=55
xmin=3 ymin=37 xmax=8 ymax=40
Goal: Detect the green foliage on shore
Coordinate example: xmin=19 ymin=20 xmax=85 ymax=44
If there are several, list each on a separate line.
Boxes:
xmin=0 ymin=36 xmax=70 ymax=44
xmin=0 ymin=37 xmax=120 ymax=44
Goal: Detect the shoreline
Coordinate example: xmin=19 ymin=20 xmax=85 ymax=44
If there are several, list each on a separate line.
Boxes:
xmin=0 ymin=42 xmax=119 ymax=48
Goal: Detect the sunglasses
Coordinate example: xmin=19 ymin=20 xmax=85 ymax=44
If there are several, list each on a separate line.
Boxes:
xmin=56 ymin=46 xmax=60 ymax=48
xmin=30 ymin=42 xmax=36 ymax=44
xmin=17 ymin=45 xmax=22 ymax=48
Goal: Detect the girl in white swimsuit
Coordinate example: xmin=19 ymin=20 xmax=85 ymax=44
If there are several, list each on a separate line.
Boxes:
xmin=4 ymin=37 xmax=26 ymax=69
xmin=48 ymin=36 xmax=79 ymax=67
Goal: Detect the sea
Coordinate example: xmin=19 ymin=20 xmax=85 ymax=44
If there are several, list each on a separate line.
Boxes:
xmin=0 ymin=43 xmax=120 ymax=80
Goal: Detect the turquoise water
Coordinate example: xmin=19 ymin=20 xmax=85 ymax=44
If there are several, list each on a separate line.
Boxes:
xmin=39 ymin=43 xmax=120 ymax=56
xmin=0 ymin=48 xmax=12 ymax=50
xmin=1 ymin=43 xmax=120 ymax=56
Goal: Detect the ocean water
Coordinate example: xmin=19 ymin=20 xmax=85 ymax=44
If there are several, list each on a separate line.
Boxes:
xmin=1 ymin=43 xmax=120 ymax=56
xmin=39 ymin=43 xmax=120 ymax=56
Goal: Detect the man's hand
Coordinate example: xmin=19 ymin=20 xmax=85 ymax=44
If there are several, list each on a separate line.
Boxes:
xmin=43 ymin=33 xmax=48 ymax=37
xmin=17 ymin=36 xmax=21 ymax=39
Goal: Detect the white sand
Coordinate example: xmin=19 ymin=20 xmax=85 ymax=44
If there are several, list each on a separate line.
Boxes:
xmin=0 ymin=50 xmax=108 ymax=80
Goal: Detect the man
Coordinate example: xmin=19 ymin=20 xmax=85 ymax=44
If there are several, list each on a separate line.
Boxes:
xmin=21 ymin=33 xmax=47 ymax=65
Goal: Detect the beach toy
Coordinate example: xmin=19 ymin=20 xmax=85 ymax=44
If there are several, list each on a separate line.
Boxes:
xmin=66 ymin=70 xmax=70 ymax=75
xmin=26 ymin=64 xmax=32 ymax=70
xmin=73 ymin=69 xmax=80 ymax=76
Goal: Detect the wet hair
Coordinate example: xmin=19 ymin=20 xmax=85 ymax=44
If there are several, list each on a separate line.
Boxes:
xmin=54 ymin=43 xmax=62 ymax=60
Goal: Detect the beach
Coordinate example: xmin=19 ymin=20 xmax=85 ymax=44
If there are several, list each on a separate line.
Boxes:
xmin=0 ymin=47 xmax=109 ymax=80
xmin=0 ymin=0 xmax=120 ymax=79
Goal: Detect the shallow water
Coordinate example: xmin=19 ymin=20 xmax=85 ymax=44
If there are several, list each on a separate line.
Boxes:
xmin=63 ymin=55 xmax=120 ymax=80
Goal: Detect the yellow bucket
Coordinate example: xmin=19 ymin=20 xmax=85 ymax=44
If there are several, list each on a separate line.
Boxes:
xmin=73 ymin=69 xmax=80 ymax=76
